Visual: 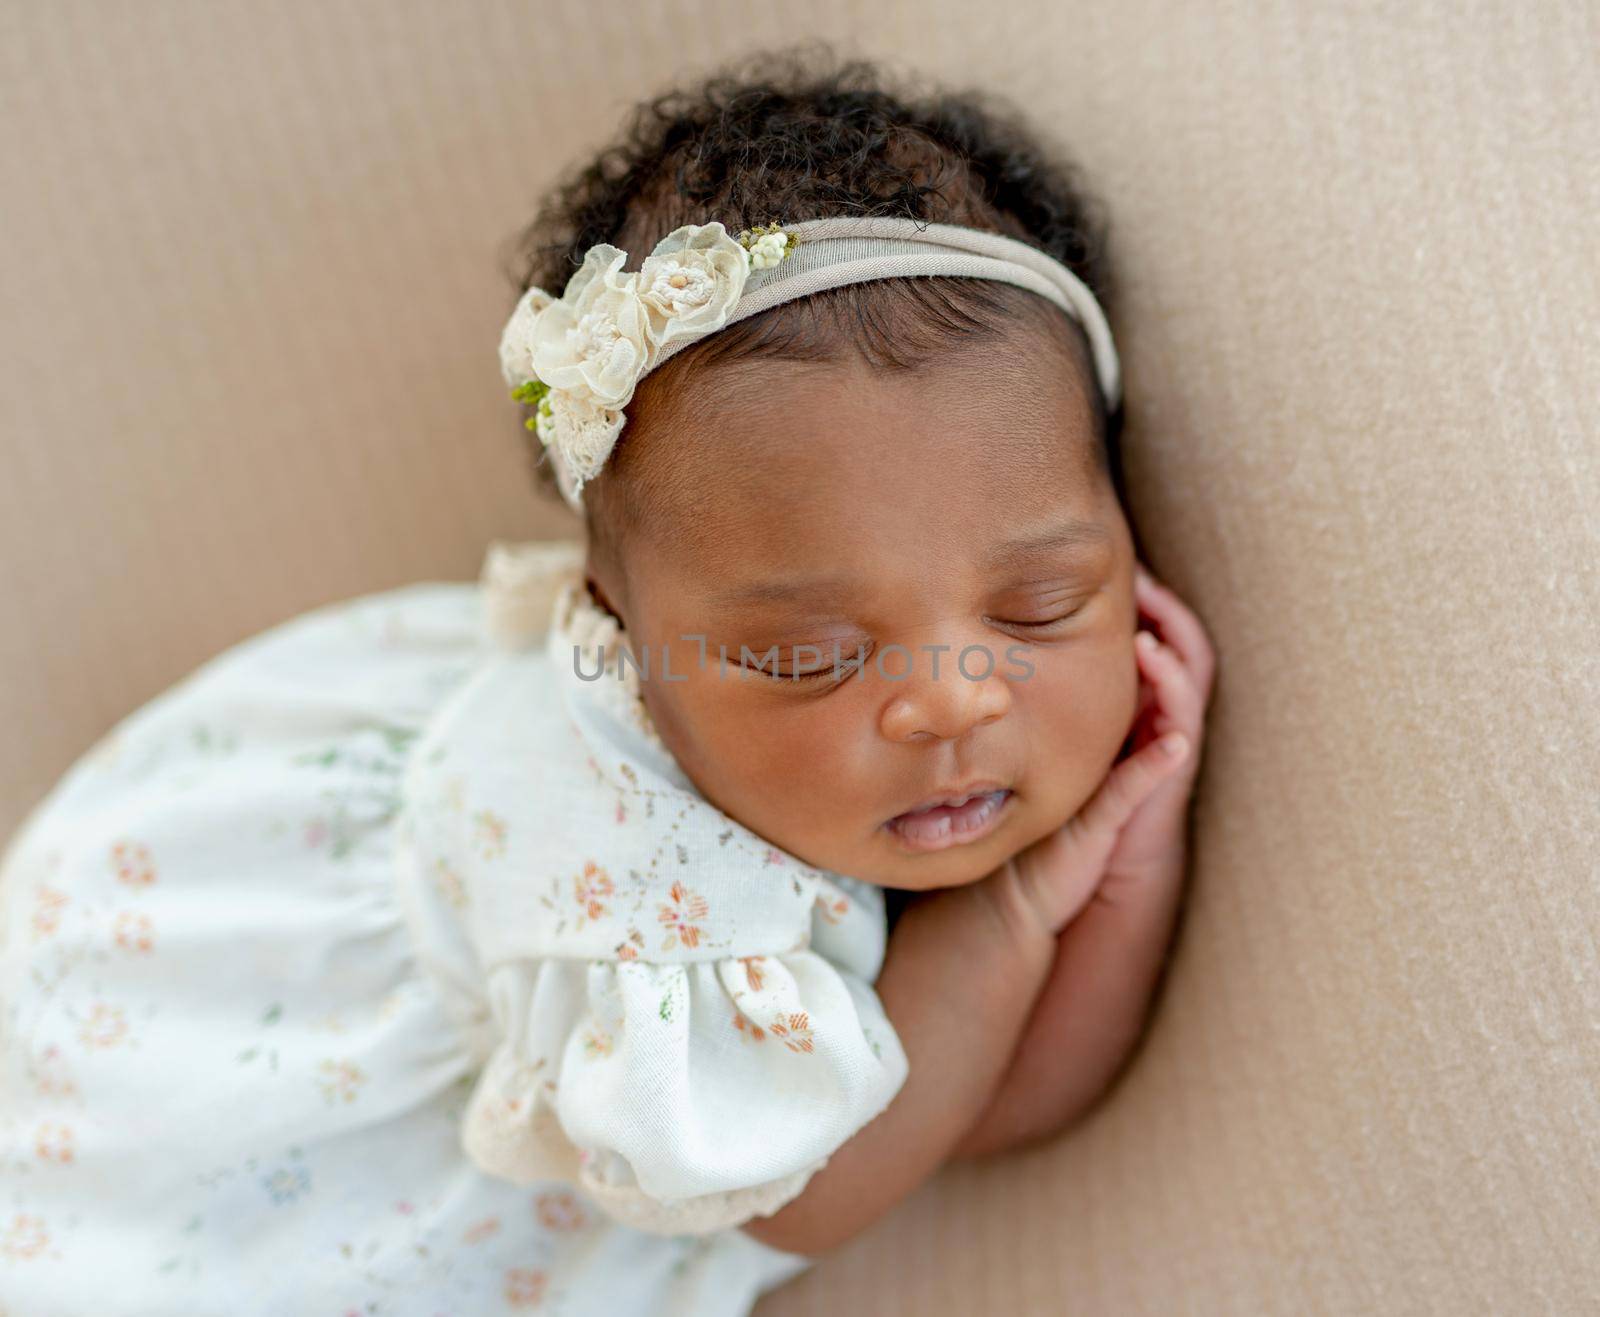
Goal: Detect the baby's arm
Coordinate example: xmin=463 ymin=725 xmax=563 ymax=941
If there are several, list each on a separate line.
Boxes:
xmin=739 ymin=726 xmax=1190 ymax=1259
xmin=944 ymin=828 xmax=1187 ymax=1160
xmin=739 ymin=870 xmax=1054 ymax=1257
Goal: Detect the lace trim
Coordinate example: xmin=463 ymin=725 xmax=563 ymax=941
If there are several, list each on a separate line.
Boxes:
xmin=461 ymin=1046 xmax=824 ymax=1237
xmin=575 ymin=1155 xmax=825 ymax=1237
xmin=549 ymin=576 xmax=672 ymax=758
xmin=549 ymin=575 xmax=624 ymax=664
xmin=479 ymin=539 xmax=585 ymax=649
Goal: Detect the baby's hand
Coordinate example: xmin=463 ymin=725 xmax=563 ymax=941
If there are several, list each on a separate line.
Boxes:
xmin=1100 ymin=564 xmax=1215 ymax=892
xmin=990 ymin=563 xmax=1215 ymax=940
xmin=949 ymin=565 xmax=1214 ymax=1162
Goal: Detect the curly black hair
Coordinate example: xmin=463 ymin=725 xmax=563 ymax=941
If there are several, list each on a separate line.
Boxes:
xmin=498 ymin=40 xmax=1129 ymax=546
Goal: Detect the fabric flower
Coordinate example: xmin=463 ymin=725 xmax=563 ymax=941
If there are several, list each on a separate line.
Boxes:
xmin=498 ymin=285 xmax=554 ymax=388
xmin=498 ymin=220 xmax=797 ymax=506
xmin=545 ymin=387 xmax=626 ymax=489
xmin=529 ymin=244 xmax=652 ymax=410
xmin=637 ymin=223 xmax=752 ymax=350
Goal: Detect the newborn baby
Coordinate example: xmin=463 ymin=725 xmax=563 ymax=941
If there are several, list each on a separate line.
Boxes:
xmin=0 ymin=52 xmax=1215 ymax=1316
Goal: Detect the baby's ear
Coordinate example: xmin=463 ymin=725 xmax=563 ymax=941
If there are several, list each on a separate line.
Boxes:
xmin=582 ymin=569 xmax=626 ymax=627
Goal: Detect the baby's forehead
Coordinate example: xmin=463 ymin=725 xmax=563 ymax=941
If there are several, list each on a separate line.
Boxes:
xmin=611 ymin=338 xmax=1107 ymax=578
xmin=658 ymin=320 xmax=1093 ymax=452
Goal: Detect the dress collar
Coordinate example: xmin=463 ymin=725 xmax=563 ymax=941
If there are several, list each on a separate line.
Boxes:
xmin=480 ymin=537 xmax=669 ymax=759
xmin=547 ymin=573 xmax=676 ymax=766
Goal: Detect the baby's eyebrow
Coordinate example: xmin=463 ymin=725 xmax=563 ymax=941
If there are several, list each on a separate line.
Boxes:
xmin=705 ymin=573 xmax=856 ymax=610
xmin=984 ymin=519 xmax=1112 ymax=571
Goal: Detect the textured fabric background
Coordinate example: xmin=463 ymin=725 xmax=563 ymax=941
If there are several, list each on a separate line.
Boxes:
xmin=3 ymin=3 xmax=1597 ymax=1312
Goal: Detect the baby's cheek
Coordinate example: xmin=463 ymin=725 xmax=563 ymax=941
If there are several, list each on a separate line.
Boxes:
xmin=1020 ymin=647 xmax=1139 ymax=808
xmin=642 ymin=678 xmax=852 ymax=845
xmin=1109 ymin=639 xmax=1142 ymax=738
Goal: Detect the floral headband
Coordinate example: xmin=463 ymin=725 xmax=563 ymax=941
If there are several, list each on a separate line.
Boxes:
xmin=498 ymin=215 xmax=1123 ymax=511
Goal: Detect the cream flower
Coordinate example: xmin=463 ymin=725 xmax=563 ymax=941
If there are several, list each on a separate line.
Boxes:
xmin=499 ymin=220 xmax=798 ymax=508
xmin=636 ymin=222 xmax=752 ymax=350
xmin=745 ymin=230 xmax=790 ymax=270
xmin=498 ymin=285 xmax=554 ymax=388
xmin=529 ymin=244 xmax=652 ymax=409
xmin=545 ymin=386 xmax=626 ymax=491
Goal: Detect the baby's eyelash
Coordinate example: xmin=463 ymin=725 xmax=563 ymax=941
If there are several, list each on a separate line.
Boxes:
xmin=741 ymin=643 xmax=872 ymax=684
xmin=988 ymin=602 xmax=1089 ymax=630
xmin=739 ymin=664 xmax=845 ymax=686
xmin=784 ymin=665 xmax=845 ymax=683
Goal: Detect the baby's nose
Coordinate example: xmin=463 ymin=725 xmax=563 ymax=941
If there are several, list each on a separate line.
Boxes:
xmin=877 ymin=643 xmax=1013 ymax=743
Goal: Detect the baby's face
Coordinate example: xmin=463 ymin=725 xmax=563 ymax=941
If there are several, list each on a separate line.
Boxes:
xmin=593 ymin=328 xmax=1140 ymax=892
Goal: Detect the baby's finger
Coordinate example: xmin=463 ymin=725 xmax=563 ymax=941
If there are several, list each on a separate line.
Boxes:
xmin=1134 ymin=570 xmax=1216 ymax=702
xmin=1069 ymin=729 xmax=1190 ymax=847
xmin=1155 ymin=611 xmax=1215 ymax=705
xmin=1133 ymin=569 xmax=1205 ymax=662
xmin=1135 ymin=630 xmax=1204 ymax=739
xmin=1009 ymin=731 xmax=1189 ymax=932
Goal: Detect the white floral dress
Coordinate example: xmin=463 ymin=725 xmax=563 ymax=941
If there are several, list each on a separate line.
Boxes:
xmin=0 ymin=540 xmax=909 ymax=1316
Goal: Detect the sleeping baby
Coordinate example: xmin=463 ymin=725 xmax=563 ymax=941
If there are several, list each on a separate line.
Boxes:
xmin=0 ymin=49 xmax=1214 ymax=1316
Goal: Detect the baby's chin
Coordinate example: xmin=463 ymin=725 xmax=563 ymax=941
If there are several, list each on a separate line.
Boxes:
xmin=863 ymin=831 xmax=1038 ymax=894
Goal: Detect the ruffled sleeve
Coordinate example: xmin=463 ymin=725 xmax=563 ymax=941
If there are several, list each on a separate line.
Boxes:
xmin=459 ymin=896 xmax=907 ymax=1235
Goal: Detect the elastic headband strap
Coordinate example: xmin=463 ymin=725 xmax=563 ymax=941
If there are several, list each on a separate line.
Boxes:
xmin=649 ymin=216 xmax=1122 ymax=411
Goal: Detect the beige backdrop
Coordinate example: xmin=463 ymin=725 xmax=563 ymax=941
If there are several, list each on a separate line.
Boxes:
xmin=3 ymin=2 xmax=1598 ymax=1312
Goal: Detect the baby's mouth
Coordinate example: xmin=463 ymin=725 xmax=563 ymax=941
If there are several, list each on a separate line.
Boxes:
xmin=883 ymin=787 xmax=1013 ymax=852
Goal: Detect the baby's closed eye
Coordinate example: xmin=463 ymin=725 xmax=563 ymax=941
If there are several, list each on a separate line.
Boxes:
xmin=735 ymin=637 xmax=874 ymax=683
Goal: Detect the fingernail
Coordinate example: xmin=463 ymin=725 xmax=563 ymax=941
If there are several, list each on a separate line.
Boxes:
xmin=1159 ymin=733 xmax=1188 ymax=758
